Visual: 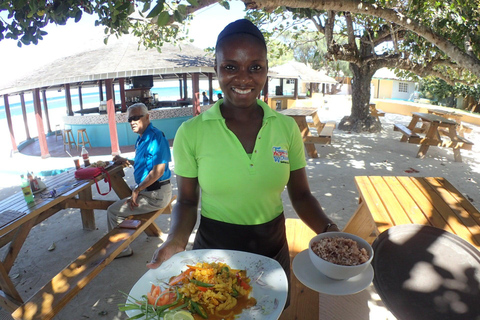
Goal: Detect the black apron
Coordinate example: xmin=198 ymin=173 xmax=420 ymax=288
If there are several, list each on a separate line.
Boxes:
xmin=193 ymin=213 xmax=291 ymax=308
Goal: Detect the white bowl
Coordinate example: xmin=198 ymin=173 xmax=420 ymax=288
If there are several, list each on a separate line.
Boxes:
xmin=308 ymin=232 xmax=374 ymax=280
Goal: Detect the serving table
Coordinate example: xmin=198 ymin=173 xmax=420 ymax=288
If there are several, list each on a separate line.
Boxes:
xmin=0 ymin=163 xmax=131 ymax=312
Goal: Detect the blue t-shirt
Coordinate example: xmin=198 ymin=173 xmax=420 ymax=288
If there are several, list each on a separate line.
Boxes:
xmin=134 ymin=123 xmax=171 ymax=184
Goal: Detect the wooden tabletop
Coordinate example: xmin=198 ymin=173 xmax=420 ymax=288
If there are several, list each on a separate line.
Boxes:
xmin=280 ymin=108 xmax=318 ymax=116
xmin=411 ymin=112 xmax=457 ymax=125
xmin=344 ymin=176 xmax=480 ymax=250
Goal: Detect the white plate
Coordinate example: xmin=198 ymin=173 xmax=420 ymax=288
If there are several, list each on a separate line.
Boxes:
xmin=126 ymin=249 xmax=288 ymax=319
xmin=293 ymin=249 xmax=374 ymax=295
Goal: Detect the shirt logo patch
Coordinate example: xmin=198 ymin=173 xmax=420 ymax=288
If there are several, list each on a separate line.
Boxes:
xmin=272 ymin=147 xmax=289 ymax=164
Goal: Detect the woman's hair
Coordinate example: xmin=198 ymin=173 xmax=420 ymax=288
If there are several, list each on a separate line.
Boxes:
xmin=215 ymin=19 xmax=266 ymax=52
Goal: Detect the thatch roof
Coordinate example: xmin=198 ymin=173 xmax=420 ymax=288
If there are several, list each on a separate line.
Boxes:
xmin=0 ymin=34 xmax=215 ymax=95
xmin=269 ymin=61 xmax=337 ymax=84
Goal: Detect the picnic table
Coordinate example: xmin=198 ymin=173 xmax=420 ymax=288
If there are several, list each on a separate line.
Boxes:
xmin=428 ymin=109 xmax=473 ymax=137
xmin=393 ymin=112 xmax=473 ymax=162
xmin=0 ymin=163 xmax=174 ymax=319
xmin=280 ymin=108 xmax=335 ymax=158
xmin=343 ymin=176 xmax=480 ymax=251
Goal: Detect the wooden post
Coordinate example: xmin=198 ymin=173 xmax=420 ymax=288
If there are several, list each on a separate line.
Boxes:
xmin=41 ymin=89 xmax=52 ymax=133
xmin=65 ymin=83 xmax=73 ymax=116
xmin=78 ymin=86 xmax=84 ymax=115
xmin=183 ymin=74 xmax=188 ymax=99
xmin=294 ymin=79 xmax=298 ymax=99
xmin=192 ymin=73 xmax=200 ymax=116
xmin=105 ymin=79 xmax=120 ymax=156
xmin=179 ymin=78 xmax=183 ymax=99
xmin=98 ymin=80 xmax=104 ymax=102
xmin=119 ymin=78 xmax=127 ymax=112
xmin=33 ymin=88 xmax=50 ymax=159
xmin=19 ymin=92 xmax=31 ymax=140
xmin=2 ymin=95 xmax=18 ymax=153
xmin=208 ymin=73 xmax=213 ymax=103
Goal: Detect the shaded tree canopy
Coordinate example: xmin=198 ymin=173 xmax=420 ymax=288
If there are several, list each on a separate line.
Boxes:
xmin=1 ymin=0 xmax=479 ymax=81
xmin=2 ymin=0 xmax=480 ymax=132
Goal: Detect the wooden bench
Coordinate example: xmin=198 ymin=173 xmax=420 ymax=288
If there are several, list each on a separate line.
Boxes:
xmin=11 ymin=195 xmax=177 ymax=320
xmin=369 ymin=104 xmax=385 ymax=121
xmin=279 ymin=218 xmax=319 ymax=320
xmin=393 ymin=123 xmax=420 ymax=140
xmin=343 ymin=176 xmax=480 ymax=250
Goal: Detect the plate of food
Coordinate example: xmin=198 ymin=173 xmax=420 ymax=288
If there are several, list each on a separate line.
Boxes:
xmin=123 ymin=249 xmax=288 ymax=320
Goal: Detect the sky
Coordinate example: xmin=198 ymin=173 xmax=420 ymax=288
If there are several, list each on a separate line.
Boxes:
xmin=0 ymin=1 xmax=247 ymax=84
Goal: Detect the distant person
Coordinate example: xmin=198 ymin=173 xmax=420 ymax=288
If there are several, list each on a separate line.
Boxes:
xmin=202 ymin=92 xmax=209 ymax=105
xmin=107 ymin=103 xmax=172 ymax=258
xmin=217 ymin=93 xmax=223 ymax=100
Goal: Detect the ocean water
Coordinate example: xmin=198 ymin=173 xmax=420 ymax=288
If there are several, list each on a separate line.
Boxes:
xmin=0 ymin=86 xmax=187 ymax=120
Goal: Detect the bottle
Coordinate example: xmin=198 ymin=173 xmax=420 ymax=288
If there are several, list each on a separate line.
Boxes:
xmin=31 ymin=172 xmax=40 ymax=191
xmin=81 ymin=146 xmax=91 ymax=167
xmin=20 ymin=175 xmax=34 ymax=204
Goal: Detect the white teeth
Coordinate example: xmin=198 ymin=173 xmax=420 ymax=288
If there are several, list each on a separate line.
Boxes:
xmin=232 ymin=88 xmax=252 ymax=94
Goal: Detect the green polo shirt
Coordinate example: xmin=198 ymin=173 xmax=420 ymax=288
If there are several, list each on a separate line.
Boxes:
xmin=173 ymin=99 xmax=307 ymax=225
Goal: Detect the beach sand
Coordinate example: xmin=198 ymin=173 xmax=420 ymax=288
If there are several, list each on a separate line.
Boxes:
xmin=1 ymin=95 xmax=479 ymax=319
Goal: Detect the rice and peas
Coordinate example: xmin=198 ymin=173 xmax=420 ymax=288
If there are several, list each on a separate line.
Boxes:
xmin=311 ymin=237 xmax=370 ymax=266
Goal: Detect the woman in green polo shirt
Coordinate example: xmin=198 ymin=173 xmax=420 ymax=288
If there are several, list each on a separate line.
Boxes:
xmin=147 ymin=18 xmax=339 ymax=303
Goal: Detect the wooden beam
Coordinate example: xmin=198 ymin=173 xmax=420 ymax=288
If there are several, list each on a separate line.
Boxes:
xmin=119 ymin=78 xmax=127 ymax=112
xmin=33 ymin=88 xmax=50 ymax=159
xmin=41 ymin=89 xmax=52 ymax=133
xmin=64 ymin=83 xmax=73 ymax=116
xmin=63 ymin=199 xmax=115 ymax=210
xmin=19 ymin=92 xmax=31 ymax=140
xmin=78 ymin=86 xmax=84 ymax=115
xmin=294 ymin=79 xmax=298 ymax=99
xmin=183 ymin=74 xmax=188 ymax=99
xmin=192 ymin=73 xmax=200 ymax=116
xmin=105 ymin=78 xmax=120 ymax=156
xmin=179 ymin=78 xmax=183 ymax=98
xmin=98 ymin=80 xmax=104 ymax=101
xmin=3 ymin=95 xmax=18 ymax=153
xmin=208 ymin=73 xmax=213 ymax=103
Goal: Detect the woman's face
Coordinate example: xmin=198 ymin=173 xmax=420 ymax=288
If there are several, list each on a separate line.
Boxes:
xmin=215 ymin=34 xmax=268 ymax=109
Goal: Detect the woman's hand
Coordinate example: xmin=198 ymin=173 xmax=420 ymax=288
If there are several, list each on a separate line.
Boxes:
xmin=146 ymin=241 xmax=185 ymax=269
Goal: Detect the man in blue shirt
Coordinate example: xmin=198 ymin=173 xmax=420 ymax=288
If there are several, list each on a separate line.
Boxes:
xmin=107 ymin=103 xmax=172 ymax=258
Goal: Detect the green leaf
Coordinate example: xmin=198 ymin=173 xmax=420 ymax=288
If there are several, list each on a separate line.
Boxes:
xmin=157 ymin=11 xmax=170 ymax=26
xmin=220 ymin=1 xmax=230 ymax=10
xmin=173 ymin=10 xmax=183 ymax=23
xmin=147 ymin=1 xmax=164 ymax=18
xmin=187 ymin=0 xmax=199 ymax=6
xmin=142 ymin=1 xmax=151 ymax=13
xmin=74 ymin=10 xmax=82 ymax=23
xmin=177 ymin=5 xmax=187 ymax=15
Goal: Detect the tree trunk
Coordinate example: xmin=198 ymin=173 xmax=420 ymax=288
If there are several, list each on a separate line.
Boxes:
xmin=338 ymin=63 xmax=382 ymax=133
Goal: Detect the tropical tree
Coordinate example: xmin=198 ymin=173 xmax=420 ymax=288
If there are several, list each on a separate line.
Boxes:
xmin=1 ymin=0 xmax=480 ymax=132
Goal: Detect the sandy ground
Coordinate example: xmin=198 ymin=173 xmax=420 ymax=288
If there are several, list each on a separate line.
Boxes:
xmin=0 ymin=95 xmax=480 ymax=319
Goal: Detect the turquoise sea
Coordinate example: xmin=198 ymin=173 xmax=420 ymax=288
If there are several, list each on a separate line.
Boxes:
xmin=0 ymin=86 xmax=186 ymax=120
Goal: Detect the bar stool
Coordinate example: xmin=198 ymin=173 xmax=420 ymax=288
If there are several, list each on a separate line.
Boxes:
xmin=77 ymin=129 xmax=92 ymax=150
xmin=55 ymin=124 xmax=63 ymax=141
xmin=63 ymin=129 xmax=76 ymax=151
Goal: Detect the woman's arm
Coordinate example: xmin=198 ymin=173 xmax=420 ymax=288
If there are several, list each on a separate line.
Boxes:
xmin=146 ymin=176 xmax=200 ymax=269
xmin=287 ymin=168 xmax=339 ymax=234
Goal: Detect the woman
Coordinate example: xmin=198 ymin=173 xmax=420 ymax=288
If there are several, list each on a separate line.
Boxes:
xmin=146 ymin=19 xmax=338 ymax=302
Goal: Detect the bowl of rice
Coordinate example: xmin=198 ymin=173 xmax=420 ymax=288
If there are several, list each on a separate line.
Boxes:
xmin=308 ymin=232 xmax=373 ymax=280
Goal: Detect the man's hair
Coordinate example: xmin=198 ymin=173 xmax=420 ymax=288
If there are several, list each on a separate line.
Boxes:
xmin=215 ymin=19 xmax=266 ymax=52
xmin=127 ymin=103 xmax=149 ymax=115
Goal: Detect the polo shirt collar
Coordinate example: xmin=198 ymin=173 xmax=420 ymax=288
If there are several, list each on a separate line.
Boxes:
xmin=202 ymin=99 xmax=278 ymax=121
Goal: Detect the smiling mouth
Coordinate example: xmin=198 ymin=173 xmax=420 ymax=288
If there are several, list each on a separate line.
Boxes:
xmin=232 ymin=87 xmax=253 ymax=94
